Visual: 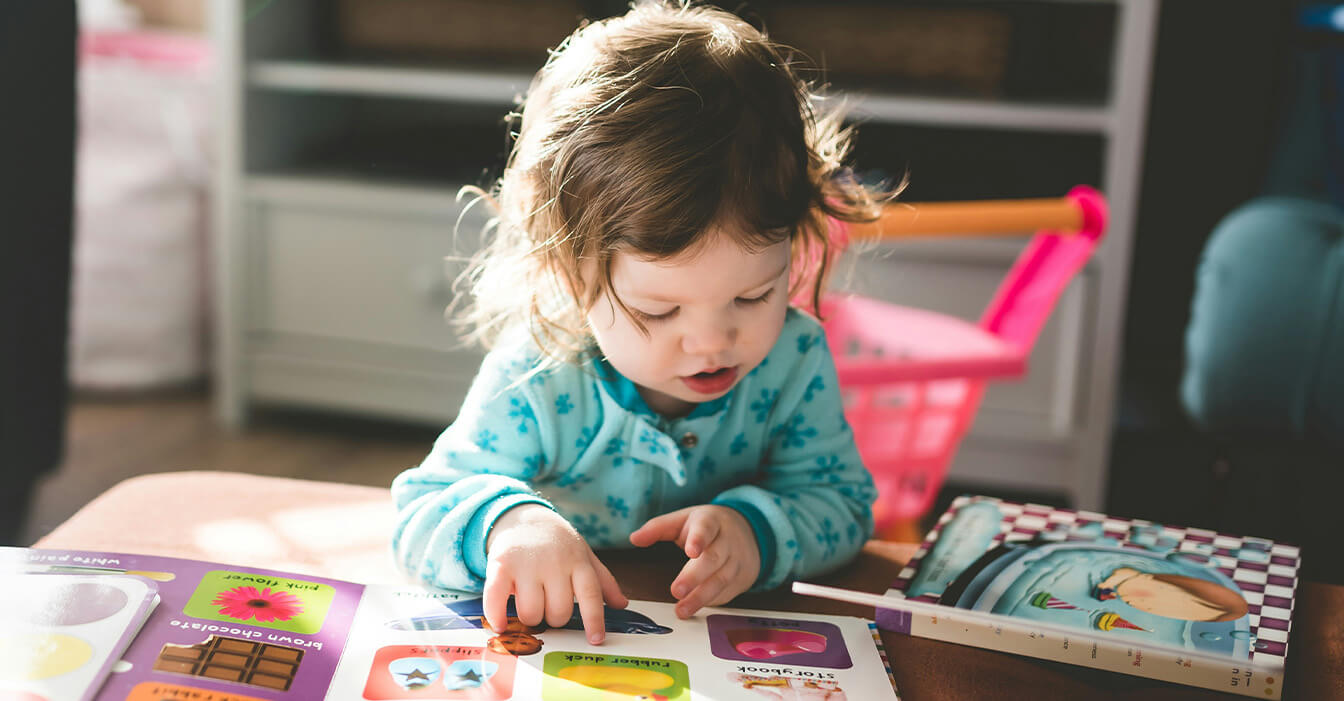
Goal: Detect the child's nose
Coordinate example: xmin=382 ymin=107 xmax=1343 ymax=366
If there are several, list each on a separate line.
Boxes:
xmin=681 ymin=320 xmax=736 ymax=356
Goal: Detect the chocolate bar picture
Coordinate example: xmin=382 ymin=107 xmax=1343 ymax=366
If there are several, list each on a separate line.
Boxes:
xmin=154 ymin=635 xmax=303 ymax=691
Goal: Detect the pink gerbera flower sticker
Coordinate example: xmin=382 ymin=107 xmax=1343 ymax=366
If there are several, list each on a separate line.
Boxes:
xmin=211 ymin=585 xmax=304 ymax=623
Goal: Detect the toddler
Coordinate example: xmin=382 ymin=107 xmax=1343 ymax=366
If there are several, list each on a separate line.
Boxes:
xmin=392 ymin=1 xmax=887 ymax=645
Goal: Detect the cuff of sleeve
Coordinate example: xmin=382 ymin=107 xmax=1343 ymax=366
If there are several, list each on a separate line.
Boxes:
xmin=715 ymin=498 xmax=777 ymax=589
xmin=463 ymin=493 xmax=554 ymax=580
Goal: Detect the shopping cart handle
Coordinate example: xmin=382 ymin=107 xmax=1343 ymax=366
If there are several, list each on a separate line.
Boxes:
xmin=849 ymin=190 xmax=1097 ymax=240
xmin=818 ymin=187 xmax=1108 ymax=385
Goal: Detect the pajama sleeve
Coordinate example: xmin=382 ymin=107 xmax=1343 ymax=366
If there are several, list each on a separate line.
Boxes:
xmin=712 ymin=322 xmax=877 ymax=590
xmin=390 ymin=345 xmax=558 ymax=592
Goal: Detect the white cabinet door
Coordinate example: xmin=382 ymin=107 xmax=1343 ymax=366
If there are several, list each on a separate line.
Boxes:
xmin=241 ymin=180 xmax=488 ymax=423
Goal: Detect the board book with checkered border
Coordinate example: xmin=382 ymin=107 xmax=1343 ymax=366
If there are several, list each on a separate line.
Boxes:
xmin=871 ymin=495 xmax=1299 ymax=698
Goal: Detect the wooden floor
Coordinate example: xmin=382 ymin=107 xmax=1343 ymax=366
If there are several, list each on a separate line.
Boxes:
xmin=22 ymin=388 xmax=443 ymax=544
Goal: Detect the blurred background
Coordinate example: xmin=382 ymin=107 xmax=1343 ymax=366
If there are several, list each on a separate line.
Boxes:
xmin=5 ymin=0 xmax=1341 ymax=584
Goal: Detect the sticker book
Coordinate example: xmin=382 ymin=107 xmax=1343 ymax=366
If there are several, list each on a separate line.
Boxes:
xmin=794 ymin=495 xmax=1300 ymax=699
xmin=0 ymin=547 xmax=900 ymax=700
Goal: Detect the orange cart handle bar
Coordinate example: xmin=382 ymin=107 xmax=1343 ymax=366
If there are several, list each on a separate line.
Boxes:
xmin=850 ymin=196 xmax=1085 ymax=240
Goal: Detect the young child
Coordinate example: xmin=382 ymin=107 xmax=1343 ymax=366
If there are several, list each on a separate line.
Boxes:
xmin=392 ymin=1 xmax=886 ymax=645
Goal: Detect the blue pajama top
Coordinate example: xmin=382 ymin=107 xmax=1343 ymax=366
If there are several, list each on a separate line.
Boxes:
xmin=391 ymin=308 xmax=876 ymax=592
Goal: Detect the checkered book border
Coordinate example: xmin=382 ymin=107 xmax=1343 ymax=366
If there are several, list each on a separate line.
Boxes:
xmin=887 ymin=495 xmax=1301 ymax=665
xmin=869 ymin=622 xmax=901 ymax=699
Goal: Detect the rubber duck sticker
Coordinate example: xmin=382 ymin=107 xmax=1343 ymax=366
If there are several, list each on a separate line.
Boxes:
xmin=558 ymin=666 xmax=674 ymax=699
xmin=542 ymin=652 xmax=690 ymax=701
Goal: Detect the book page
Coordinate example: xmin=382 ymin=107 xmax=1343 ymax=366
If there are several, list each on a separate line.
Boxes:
xmin=331 ymin=585 xmax=898 ymax=700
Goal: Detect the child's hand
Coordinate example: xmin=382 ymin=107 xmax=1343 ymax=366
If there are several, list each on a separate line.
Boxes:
xmin=629 ymin=505 xmax=760 ymax=618
xmin=485 ymin=504 xmax=628 ymax=644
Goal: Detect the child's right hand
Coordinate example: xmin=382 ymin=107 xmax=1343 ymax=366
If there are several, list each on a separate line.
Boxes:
xmin=484 ymin=504 xmax=628 ymax=644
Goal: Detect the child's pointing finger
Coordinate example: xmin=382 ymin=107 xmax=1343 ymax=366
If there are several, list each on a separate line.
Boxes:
xmin=572 ymin=568 xmax=607 ymax=644
xmin=628 ymin=508 xmax=692 ymax=548
xmin=481 ymin=571 xmax=513 ymax=636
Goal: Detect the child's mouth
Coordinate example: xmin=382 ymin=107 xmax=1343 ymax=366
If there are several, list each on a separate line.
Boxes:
xmin=681 ymin=366 xmax=738 ymax=395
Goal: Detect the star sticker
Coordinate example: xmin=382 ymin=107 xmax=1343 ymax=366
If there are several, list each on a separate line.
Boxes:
xmin=399 ymin=668 xmax=433 ymax=682
xmin=456 ymin=669 xmax=483 ymax=685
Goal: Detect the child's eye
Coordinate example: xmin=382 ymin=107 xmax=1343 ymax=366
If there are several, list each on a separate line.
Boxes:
xmin=735 ymin=288 xmax=775 ymax=306
xmin=631 ymin=306 xmax=679 ymax=323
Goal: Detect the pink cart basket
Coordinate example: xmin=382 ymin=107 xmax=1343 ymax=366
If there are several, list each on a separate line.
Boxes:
xmin=811 ymin=186 xmax=1108 ymax=538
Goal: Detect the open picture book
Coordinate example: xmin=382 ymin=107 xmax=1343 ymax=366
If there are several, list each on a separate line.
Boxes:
xmin=0 ymin=546 xmax=899 ymax=700
xmin=795 ymin=495 xmax=1300 ymax=699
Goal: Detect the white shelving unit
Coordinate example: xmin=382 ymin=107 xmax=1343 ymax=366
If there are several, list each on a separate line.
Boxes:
xmin=212 ymin=1 xmax=1158 ymax=510
xmin=249 ymin=62 xmax=535 ymax=103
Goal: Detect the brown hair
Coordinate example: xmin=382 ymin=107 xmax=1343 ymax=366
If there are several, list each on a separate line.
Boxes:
xmin=1151 ymin=573 xmax=1250 ymax=623
xmin=460 ymin=1 xmax=892 ymax=363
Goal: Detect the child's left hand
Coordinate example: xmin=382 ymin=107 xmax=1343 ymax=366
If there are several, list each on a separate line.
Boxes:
xmin=629 ymin=505 xmax=760 ymax=618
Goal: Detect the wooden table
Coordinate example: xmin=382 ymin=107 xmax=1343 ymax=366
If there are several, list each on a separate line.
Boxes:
xmin=36 ymin=472 xmax=1343 ymax=700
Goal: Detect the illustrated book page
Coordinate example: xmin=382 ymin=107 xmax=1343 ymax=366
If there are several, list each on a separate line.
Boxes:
xmin=330 ymin=584 xmax=899 ymax=700
xmin=1 ymin=547 xmax=900 ymax=700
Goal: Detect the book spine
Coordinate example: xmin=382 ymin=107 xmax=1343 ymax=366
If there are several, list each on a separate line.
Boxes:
xmin=886 ymin=606 xmax=1279 ymax=699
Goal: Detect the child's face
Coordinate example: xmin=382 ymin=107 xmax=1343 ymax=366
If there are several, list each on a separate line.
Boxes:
xmin=1117 ymin=574 xmax=1226 ymax=621
xmin=587 ymin=232 xmax=791 ymax=417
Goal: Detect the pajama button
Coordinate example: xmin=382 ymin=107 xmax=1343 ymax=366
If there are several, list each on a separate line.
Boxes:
xmin=680 ymin=432 xmax=698 ymax=448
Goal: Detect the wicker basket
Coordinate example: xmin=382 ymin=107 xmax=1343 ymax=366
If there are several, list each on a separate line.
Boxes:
xmin=335 ymin=0 xmax=586 ymax=64
xmin=764 ymin=4 xmax=1014 ymax=96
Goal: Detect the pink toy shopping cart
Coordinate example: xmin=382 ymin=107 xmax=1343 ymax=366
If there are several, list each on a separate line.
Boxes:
xmin=813 ymin=186 xmax=1108 ymax=539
